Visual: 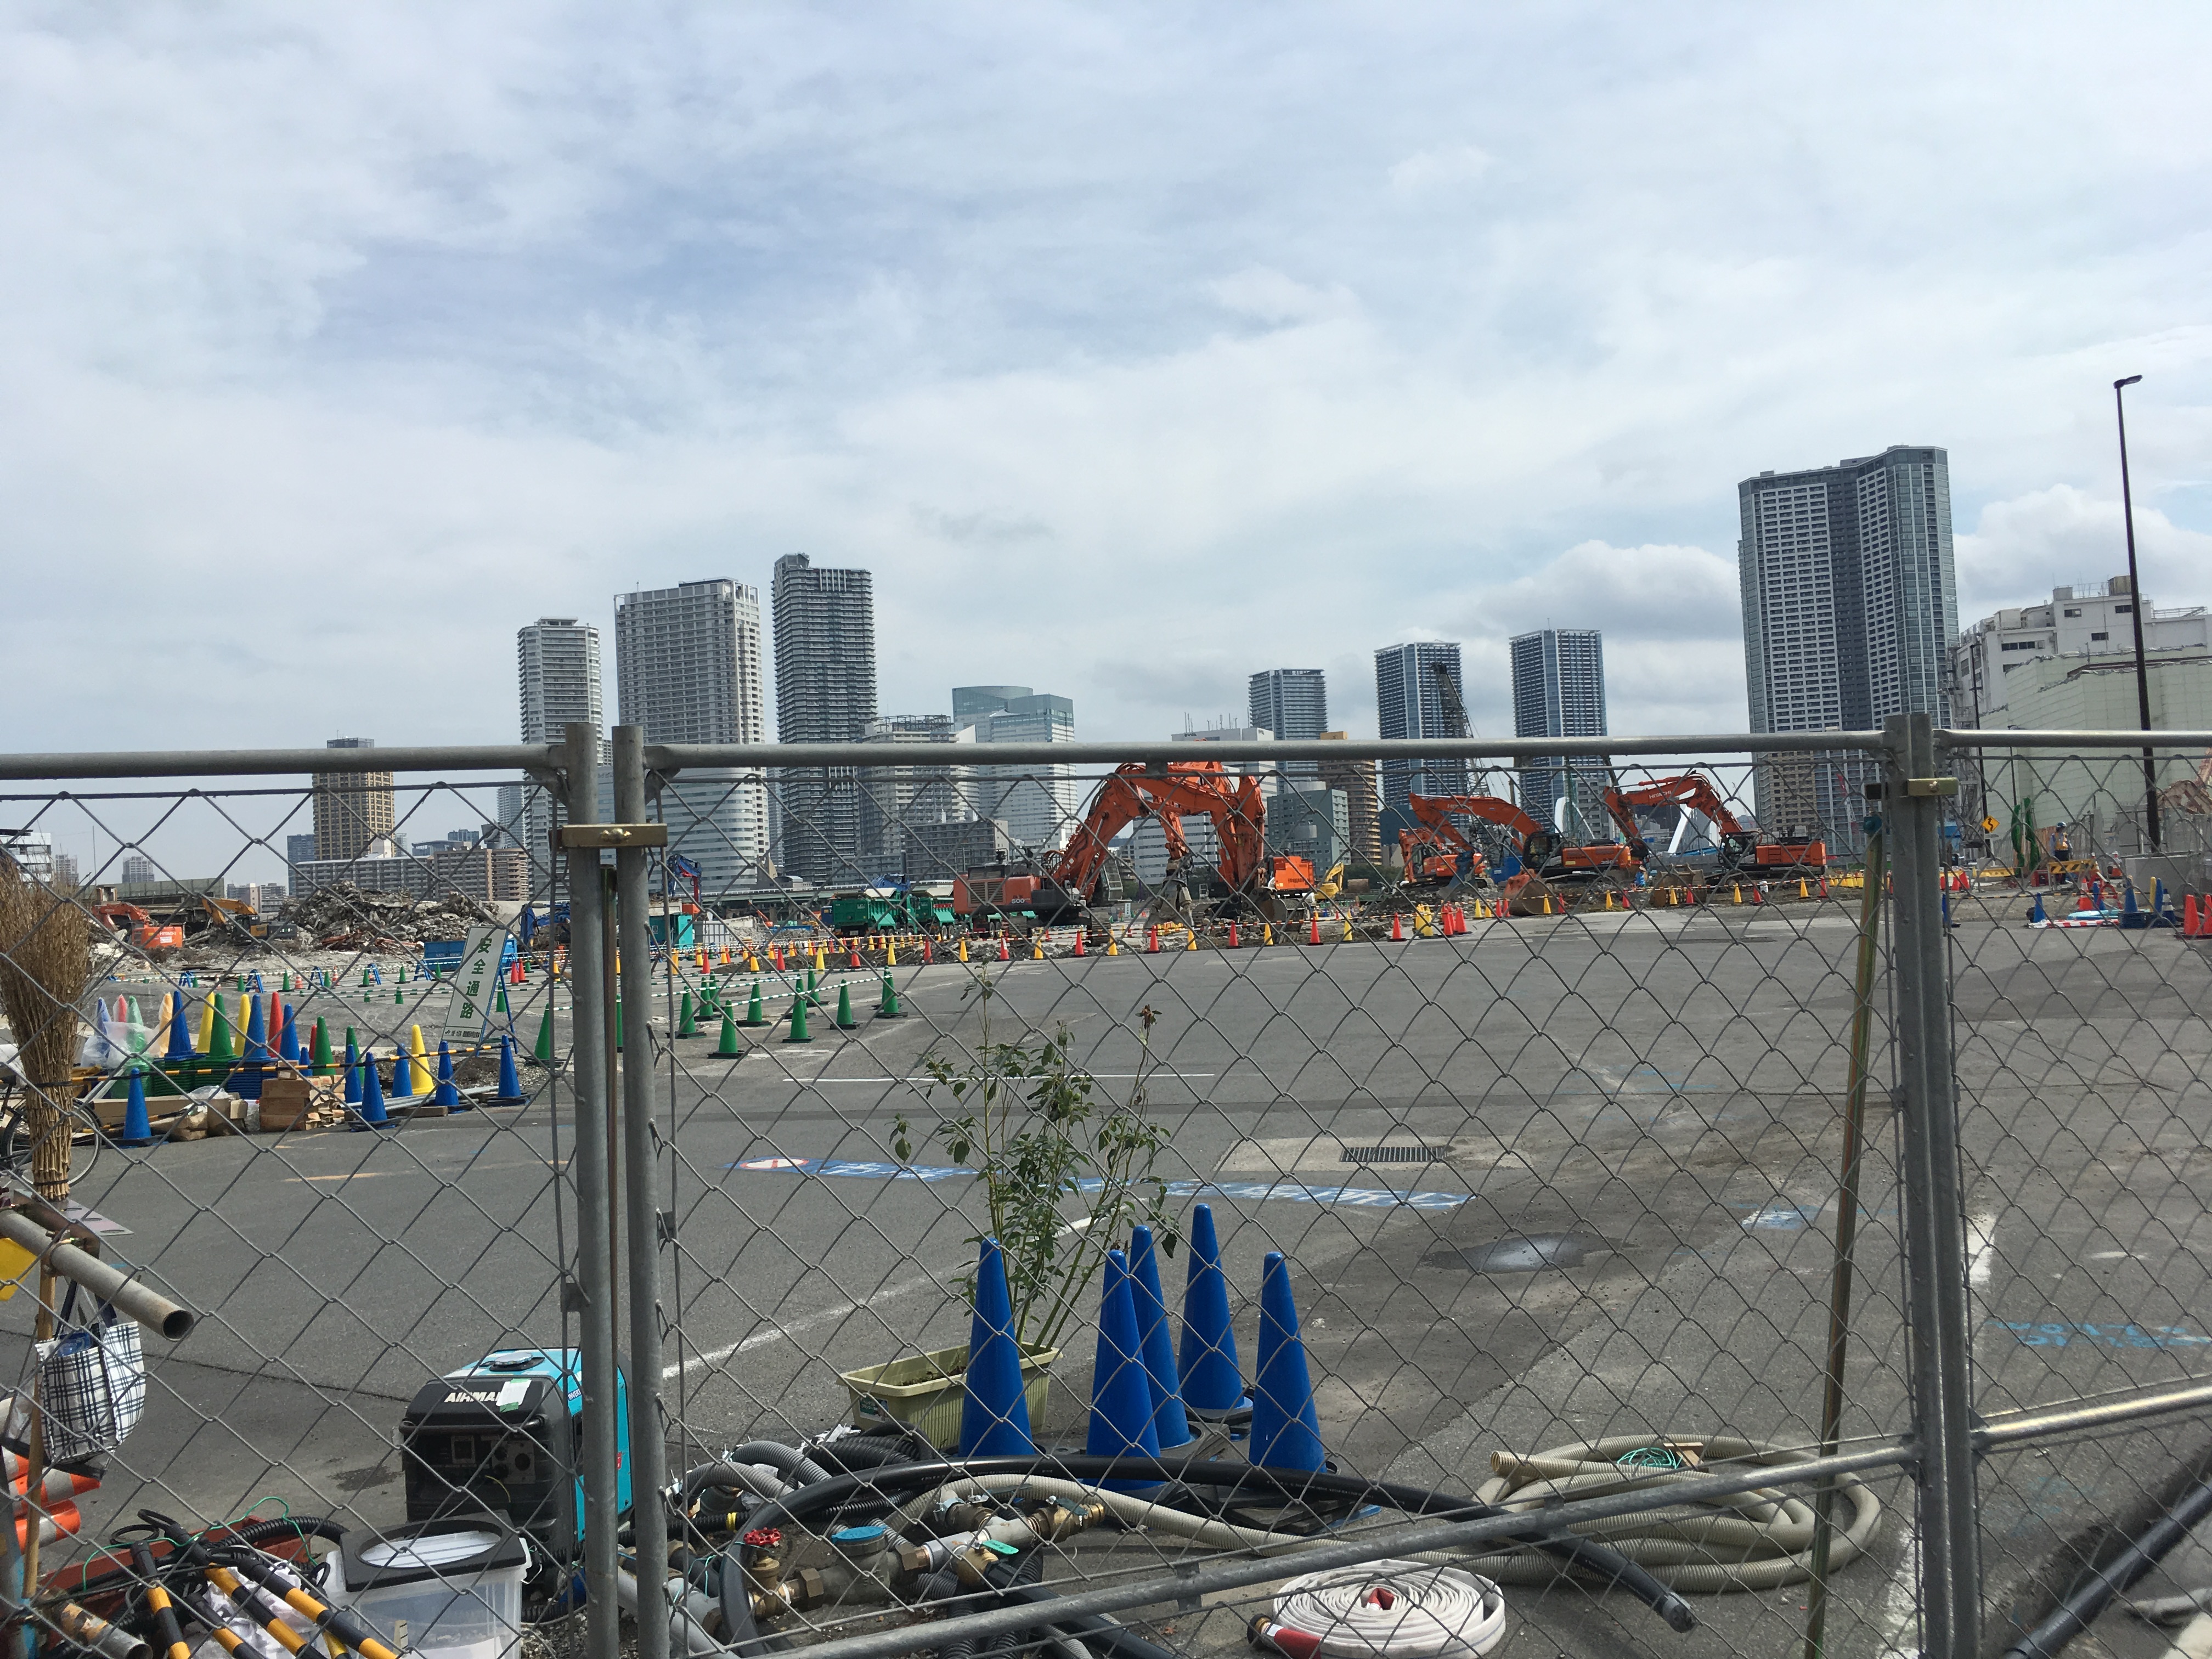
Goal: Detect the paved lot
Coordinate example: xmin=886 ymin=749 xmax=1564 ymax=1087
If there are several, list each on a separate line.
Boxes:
xmin=18 ymin=894 xmax=2212 ymax=1657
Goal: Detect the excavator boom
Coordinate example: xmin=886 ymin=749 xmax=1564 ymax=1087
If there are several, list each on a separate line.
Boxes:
xmin=1034 ymin=760 xmax=1276 ymax=919
xmin=1600 ymin=772 xmax=1825 ymax=869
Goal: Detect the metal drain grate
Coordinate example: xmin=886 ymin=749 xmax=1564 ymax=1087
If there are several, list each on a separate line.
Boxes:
xmin=1340 ymin=1145 xmax=1449 ymax=1164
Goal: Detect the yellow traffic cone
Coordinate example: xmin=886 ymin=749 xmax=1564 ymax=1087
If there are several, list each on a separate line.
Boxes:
xmin=885 ymin=940 xmax=898 ymax=967
xmin=408 ymin=1024 xmax=433 ymax=1095
xmin=1108 ymin=937 xmax=1120 ymax=955
xmin=957 ymin=937 xmax=970 ymax=962
xmin=1262 ymin=922 xmax=1274 ymax=946
xmin=1186 ymin=929 xmax=1198 ymax=951
xmin=1798 ymin=878 xmax=1809 ymax=899
xmin=1732 ymin=884 xmax=1742 ymax=904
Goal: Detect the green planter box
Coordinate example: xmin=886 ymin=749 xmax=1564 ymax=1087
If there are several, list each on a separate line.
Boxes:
xmin=840 ymin=1342 xmax=1059 ymax=1451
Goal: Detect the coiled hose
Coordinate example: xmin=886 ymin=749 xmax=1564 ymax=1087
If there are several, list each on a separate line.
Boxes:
xmin=1467 ymin=1435 xmax=1882 ymax=1593
xmin=731 ymin=1454 xmax=1693 ymax=1632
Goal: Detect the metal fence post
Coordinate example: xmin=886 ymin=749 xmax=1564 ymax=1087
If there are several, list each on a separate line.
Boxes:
xmin=613 ymin=725 xmax=670 ymax=1659
xmin=1887 ymin=712 xmax=1982 ymax=1656
xmin=562 ymin=721 xmax=623 ymax=1659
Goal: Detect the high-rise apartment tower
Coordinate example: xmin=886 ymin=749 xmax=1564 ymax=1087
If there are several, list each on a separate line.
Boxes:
xmin=1373 ymin=643 xmax=1468 ymax=820
xmin=1738 ymin=445 xmax=1957 ymax=834
xmin=1510 ymin=629 xmax=1608 ymax=837
xmin=516 ymin=618 xmax=604 ymax=890
xmin=613 ymin=580 xmax=769 ymax=889
xmin=313 ymin=738 xmax=396 ymax=862
xmin=772 ymin=555 xmax=877 ymax=883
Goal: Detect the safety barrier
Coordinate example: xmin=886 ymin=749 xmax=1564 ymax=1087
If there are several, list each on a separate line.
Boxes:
xmin=0 ymin=718 xmax=2209 ymax=1659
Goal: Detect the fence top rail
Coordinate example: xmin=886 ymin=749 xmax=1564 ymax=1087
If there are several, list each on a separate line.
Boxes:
xmin=5 ymin=725 xmax=2206 ymax=782
xmin=647 ymin=731 xmax=1892 ymax=770
xmin=0 ymin=744 xmax=560 ymax=782
xmin=1939 ymin=727 xmax=2212 ymax=751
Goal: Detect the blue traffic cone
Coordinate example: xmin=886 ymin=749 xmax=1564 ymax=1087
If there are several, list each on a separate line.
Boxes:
xmin=388 ymin=1045 xmax=414 ymax=1099
xmin=354 ymin=1060 xmax=390 ymax=1130
xmin=2122 ymin=883 xmax=2143 ymax=929
xmin=1249 ymin=1251 xmax=1325 ymax=1472
xmin=251 ymin=970 xmax=265 ymax=994
xmin=433 ymin=1041 xmax=462 ymax=1109
xmin=1087 ymin=1249 xmax=1161 ymax=1487
xmin=236 ymin=994 xmax=269 ymax=1099
xmin=343 ymin=1036 xmax=362 ymax=1104
xmin=1178 ymin=1204 xmax=1248 ymax=1417
xmin=1127 ymin=1225 xmax=1193 ymax=1449
xmin=370 ymin=964 xmax=383 ymax=986
xmin=163 ymin=992 xmax=193 ymax=1064
xmin=118 ymin=1069 xmax=154 ymax=1148
xmin=492 ymin=1035 xmax=525 ymax=1106
xmin=279 ymin=1003 xmax=301 ymax=1065
xmin=2030 ymin=893 xmax=2047 ymax=924
xmin=958 ymin=1238 xmax=1034 ymax=1457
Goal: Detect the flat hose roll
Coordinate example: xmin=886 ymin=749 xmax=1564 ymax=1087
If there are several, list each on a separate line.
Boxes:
xmin=1468 ymin=1435 xmax=1883 ymax=1593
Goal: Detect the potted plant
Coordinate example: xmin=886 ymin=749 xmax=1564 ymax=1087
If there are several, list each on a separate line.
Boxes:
xmin=840 ymin=981 xmax=1177 ymax=1447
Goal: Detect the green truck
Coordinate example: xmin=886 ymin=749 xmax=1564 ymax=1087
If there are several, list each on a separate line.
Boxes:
xmin=830 ymin=888 xmax=955 ymax=935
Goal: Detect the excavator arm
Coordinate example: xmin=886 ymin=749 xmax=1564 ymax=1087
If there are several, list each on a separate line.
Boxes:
xmin=1600 ymin=773 xmax=1755 ymax=863
xmin=1045 ymin=761 xmax=1273 ymax=910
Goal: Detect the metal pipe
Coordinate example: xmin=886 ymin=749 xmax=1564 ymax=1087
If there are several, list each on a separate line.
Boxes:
xmin=0 ymin=746 xmax=556 ymax=781
xmin=1801 ymin=805 xmax=1887 ymax=1659
xmin=1978 ymin=1379 xmax=2212 ymax=1449
xmin=561 ymin=721 xmax=622 ymax=1659
xmin=2001 ymin=1472 xmax=2212 ymax=1658
xmin=1887 ymin=712 xmax=1982 ymax=1659
xmin=614 ymin=725 xmax=669 ymax=1659
xmin=645 ymin=732 xmax=1891 ymax=771
xmin=1939 ymin=729 xmax=2212 ymax=751
xmin=2113 ymin=374 xmax=2162 ymax=855
xmin=772 ymin=1442 xmax=1918 ymax=1659
xmin=0 ymin=1209 xmax=193 ymax=1338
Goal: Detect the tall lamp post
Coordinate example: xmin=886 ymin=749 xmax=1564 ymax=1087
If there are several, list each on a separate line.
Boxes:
xmin=2114 ymin=374 xmax=2161 ymax=854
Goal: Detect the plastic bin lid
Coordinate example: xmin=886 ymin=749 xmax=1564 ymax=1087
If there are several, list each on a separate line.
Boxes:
xmin=341 ymin=1514 xmax=528 ymax=1593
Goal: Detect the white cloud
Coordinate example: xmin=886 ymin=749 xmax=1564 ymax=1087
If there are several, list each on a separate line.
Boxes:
xmin=1 ymin=0 xmax=2209 ymax=808
xmin=1387 ymin=143 xmax=1493 ymax=198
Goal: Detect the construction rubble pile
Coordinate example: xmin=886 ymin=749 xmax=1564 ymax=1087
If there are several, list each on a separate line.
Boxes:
xmin=280 ymin=883 xmax=499 ymax=951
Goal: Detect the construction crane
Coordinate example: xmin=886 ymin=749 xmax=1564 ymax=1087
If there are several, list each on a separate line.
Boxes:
xmin=1024 ymin=760 xmax=1312 ymax=927
xmin=1600 ymin=772 xmax=1827 ymax=871
xmin=1431 ymin=661 xmax=1471 ymax=741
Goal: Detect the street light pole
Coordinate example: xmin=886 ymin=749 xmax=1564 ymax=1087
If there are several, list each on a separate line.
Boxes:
xmin=2114 ymin=374 xmax=2161 ymax=854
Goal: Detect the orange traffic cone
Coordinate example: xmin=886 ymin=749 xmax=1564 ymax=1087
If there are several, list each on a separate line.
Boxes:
xmin=998 ymin=935 xmax=1011 ymax=961
xmin=1390 ymin=911 xmax=1403 ymax=941
xmin=1148 ymin=927 xmax=1160 ymax=953
xmin=1074 ymin=930 xmax=1086 ymax=957
xmin=1228 ymin=922 xmax=1240 ymax=949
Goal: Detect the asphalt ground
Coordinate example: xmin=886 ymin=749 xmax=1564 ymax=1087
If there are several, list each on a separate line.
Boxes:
xmin=13 ymin=890 xmax=2212 ymax=1658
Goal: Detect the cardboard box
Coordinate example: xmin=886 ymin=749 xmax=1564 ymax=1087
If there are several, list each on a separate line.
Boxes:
xmin=258 ymin=1075 xmax=340 ymax=1131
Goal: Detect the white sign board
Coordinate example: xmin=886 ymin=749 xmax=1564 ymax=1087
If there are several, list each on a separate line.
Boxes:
xmin=436 ymin=922 xmax=512 ymax=1049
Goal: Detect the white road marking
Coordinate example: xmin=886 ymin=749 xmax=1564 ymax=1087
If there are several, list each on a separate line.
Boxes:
xmin=1968 ymin=1212 xmax=1998 ymax=1289
xmin=2170 ymin=1612 xmax=2212 ymax=1658
xmin=1872 ymin=1533 xmax=1921 ymax=1657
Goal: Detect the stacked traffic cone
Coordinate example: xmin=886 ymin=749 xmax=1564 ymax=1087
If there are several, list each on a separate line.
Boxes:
xmin=354 ymin=1058 xmax=390 ymax=1129
xmin=1128 ymin=1224 xmax=1193 ymax=1449
xmin=433 ymin=1042 xmax=462 ymax=1110
xmin=117 ymin=1070 xmax=154 ymax=1148
xmin=1086 ymin=1249 xmax=1161 ymax=1488
xmin=1249 ymin=1251 xmax=1325 ymax=1472
xmin=959 ymin=1238 xmax=1034 ymax=1457
xmin=1178 ymin=1204 xmax=1247 ymax=1417
xmin=493 ymin=1035 xmax=526 ymax=1105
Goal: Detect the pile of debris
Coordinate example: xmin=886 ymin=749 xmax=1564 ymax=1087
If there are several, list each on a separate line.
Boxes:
xmin=281 ymin=884 xmax=498 ymax=951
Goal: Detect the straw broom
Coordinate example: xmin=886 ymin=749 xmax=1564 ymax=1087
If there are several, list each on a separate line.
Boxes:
xmin=0 ymin=866 xmax=91 ymax=1604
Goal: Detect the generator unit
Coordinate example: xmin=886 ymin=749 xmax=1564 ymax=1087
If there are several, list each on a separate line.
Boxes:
xmin=399 ymin=1348 xmax=630 ymax=1561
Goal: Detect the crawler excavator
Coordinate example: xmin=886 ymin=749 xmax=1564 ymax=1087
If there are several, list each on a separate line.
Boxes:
xmin=1398 ymin=792 xmax=1635 ymax=883
xmin=1601 ymin=771 xmax=1827 ymax=872
xmin=1018 ymin=760 xmax=1314 ymax=930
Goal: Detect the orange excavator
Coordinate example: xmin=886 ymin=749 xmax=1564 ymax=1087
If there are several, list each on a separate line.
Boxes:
xmin=1397 ymin=793 xmax=1637 ymax=888
xmin=1027 ymin=759 xmax=1312 ymax=924
xmin=1601 ymin=772 xmax=1827 ymax=871
xmin=92 ymin=902 xmax=185 ymax=952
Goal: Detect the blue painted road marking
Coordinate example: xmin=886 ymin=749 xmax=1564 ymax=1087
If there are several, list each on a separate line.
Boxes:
xmin=1989 ymin=1320 xmax=2211 ymax=1349
xmin=727 ymin=1157 xmax=1472 ymax=1210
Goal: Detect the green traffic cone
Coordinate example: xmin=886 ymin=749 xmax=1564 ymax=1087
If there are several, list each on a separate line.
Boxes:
xmin=715 ymin=1009 xmax=742 ymax=1057
xmin=394 ymin=986 xmax=404 ymax=1005
xmin=312 ymin=1017 xmax=334 ymax=1077
xmin=398 ymin=964 xmax=408 ymax=985
xmin=496 ymin=985 xmax=511 ymax=1016
xmin=834 ymin=981 xmax=857 ymax=1030
xmin=743 ymin=980 xmax=767 ymax=1027
xmin=533 ymin=1006 xmax=554 ymax=1067
xmin=805 ymin=967 xmax=820 ymax=1008
xmin=210 ymin=997 xmax=237 ymax=1064
xmin=785 ymin=991 xmax=814 ymax=1043
xmin=677 ymin=988 xmax=698 ymax=1037
xmin=281 ymin=972 xmax=292 ymax=993
xmin=878 ymin=969 xmax=905 ymax=1020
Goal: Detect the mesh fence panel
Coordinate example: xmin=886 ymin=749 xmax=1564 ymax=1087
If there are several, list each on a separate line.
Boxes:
xmin=0 ymin=732 xmax=2204 ymax=1659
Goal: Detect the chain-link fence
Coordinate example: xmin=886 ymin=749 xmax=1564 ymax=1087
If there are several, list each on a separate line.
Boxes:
xmin=0 ymin=720 xmax=2208 ymax=1659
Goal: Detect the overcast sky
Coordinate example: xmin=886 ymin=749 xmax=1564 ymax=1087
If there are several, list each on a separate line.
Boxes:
xmin=5 ymin=2 xmax=2209 ymax=770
